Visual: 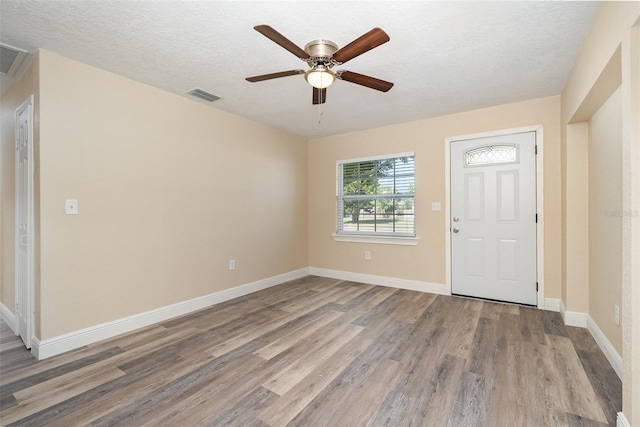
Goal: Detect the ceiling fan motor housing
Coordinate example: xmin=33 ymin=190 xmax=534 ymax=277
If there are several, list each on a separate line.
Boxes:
xmin=304 ymin=40 xmax=339 ymax=66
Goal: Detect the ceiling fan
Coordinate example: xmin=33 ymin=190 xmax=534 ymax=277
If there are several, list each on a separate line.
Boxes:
xmin=246 ymin=25 xmax=394 ymax=105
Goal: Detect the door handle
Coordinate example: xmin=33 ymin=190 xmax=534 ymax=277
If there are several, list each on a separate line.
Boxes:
xmin=452 ymin=228 xmax=460 ymax=233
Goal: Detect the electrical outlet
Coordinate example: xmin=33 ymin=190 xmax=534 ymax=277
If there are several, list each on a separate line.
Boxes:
xmin=229 ymin=259 xmax=235 ymax=270
xmin=614 ymin=304 xmax=620 ymax=326
xmin=365 ymin=251 xmax=371 ymax=260
xmin=65 ymin=199 xmax=79 ymax=215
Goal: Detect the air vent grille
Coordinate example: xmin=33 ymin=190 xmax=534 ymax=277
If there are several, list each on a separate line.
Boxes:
xmin=188 ymin=88 xmax=221 ymax=102
xmin=1 ymin=44 xmax=28 ymax=77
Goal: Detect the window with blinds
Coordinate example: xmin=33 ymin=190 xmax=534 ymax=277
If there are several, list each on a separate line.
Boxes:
xmin=337 ymin=154 xmax=415 ymax=236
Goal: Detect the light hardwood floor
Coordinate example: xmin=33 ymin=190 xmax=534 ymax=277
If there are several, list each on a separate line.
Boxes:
xmin=0 ymin=276 xmax=621 ymax=426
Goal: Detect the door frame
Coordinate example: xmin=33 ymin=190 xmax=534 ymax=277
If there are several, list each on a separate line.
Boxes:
xmin=445 ymin=125 xmax=545 ymax=308
xmin=15 ymin=95 xmax=35 ymax=349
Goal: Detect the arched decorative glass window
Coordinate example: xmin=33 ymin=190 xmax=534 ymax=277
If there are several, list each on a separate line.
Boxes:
xmin=465 ymin=144 xmax=518 ymax=167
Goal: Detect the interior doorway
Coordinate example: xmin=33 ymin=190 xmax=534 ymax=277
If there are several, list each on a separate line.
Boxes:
xmin=15 ymin=95 xmax=34 ymax=349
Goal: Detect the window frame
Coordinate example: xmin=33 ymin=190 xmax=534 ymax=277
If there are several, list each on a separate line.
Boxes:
xmin=332 ymin=152 xmax=420 ymax=246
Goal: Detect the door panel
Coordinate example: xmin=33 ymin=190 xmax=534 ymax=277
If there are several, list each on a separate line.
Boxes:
xmin=15 ymin=97 xmax=33 ymax=349
xmin=498 ymin=239 xmax=518 ymax=281
xmin=451 ymin=131 xmax=537 ymax=305
xmin=497 ymin=171 xmax=518 ymax=222
xmin=465 ymin=238 xmax=485 ymax=278
xmin=464 ymin=173 xmax=484 ymax=221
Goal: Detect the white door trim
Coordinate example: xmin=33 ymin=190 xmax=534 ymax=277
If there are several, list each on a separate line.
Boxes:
xmin=445 ymin=125 xmax=545 ymax=308
xmin=15 ymin=95 xmax=35 ymax=348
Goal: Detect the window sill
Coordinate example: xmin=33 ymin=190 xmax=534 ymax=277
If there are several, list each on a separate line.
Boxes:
xmin=331 ymin=233 xmax=421 ymax=246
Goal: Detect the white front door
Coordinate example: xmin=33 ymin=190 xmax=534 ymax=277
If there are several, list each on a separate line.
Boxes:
xmin=15 ymin=96 xmax=34 ymax=349
xmin=451 ymin=131 xmax=537 ymax=305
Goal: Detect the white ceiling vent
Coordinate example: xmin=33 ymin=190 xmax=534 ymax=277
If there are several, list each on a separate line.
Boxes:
xmin=188 ymin=88 xmax=221 ymax=102
xmin=1 ymin=44 xmax=28 ymax=77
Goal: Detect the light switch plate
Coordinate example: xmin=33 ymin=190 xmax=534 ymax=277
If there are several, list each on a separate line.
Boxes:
xmin=65 ymin=199 xmax=78 ymax=215
xmin=431 ymin=202 xmax=441 ymax=211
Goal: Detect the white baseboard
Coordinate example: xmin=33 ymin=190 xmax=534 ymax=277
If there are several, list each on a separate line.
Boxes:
xmin=309 ymin=267 xmax=447 ymax=295
xmin=558 ymin=300 xmax=589 ymax=328
xmin=617 ymin=412 xmax=630 ymax=427
xmin=1 ymin=302 xmax=17 ymax=334
xmin=564 ymin=311 xmax=588 ymax=328
xmin=556 ymin=299 xmax=622 ymax=379
xmin=31 ymin=337 xmax=41 ymax=360
xmin=587 ymin=315 xmax=623 ymax=379
xmin=544 ymin=298 xmax=561 ymax=312
xmin=33 ymin=268 xmax=310 ymax=360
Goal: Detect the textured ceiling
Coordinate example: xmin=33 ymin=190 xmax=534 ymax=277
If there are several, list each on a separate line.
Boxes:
xmin=0 ymin=1 xmax=598 ymax=139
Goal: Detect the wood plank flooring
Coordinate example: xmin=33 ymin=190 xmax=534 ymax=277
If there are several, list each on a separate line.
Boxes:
xmin=0 ymin=276 xmax=621 ymax=426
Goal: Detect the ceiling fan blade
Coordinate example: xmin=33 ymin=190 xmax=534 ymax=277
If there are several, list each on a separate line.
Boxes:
xmin=254 ymin=25 xmax=310 ymax=59
xmin=338 ymin=71 xmax=394 ymax=92
xmin=332 ymin=28 xmax=390 ymax=64
xmin=312 ymin=87 xmax=327 ymax=105
xmin=246 ymin=69 xmax=305 ymax=82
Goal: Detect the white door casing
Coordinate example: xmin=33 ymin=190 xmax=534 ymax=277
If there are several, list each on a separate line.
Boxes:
xmin=450 ymin=131 xmax=537 ymax=305
xmin=15 ymin=95 xmax=34 ymax=349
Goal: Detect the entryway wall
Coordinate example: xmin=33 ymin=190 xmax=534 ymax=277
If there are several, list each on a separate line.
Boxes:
xmin=308 ymin=96 xmax=562 ymax=301
xmin=560 ymin=2 xmax=639 ymax=424
xmin=589 ymin=86 xmax=623 ymax=355
xmin=562 ymin=82 xmax=623 ymax=372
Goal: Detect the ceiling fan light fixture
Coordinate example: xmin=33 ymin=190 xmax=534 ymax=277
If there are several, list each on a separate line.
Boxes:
xmin=305 ymin=66 xmax=335 ymax=89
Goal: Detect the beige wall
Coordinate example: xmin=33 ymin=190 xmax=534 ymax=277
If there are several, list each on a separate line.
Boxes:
xmin=589 ymin=86 xmax=623 ymax=354
xmin=562 ymin=2 xmax=639 ymax=123
xmin=0 ymin=53 xmax=40 ymax=319
xmin=622 ymin=22 xmax=640 ymax=426
xmin=16 ymin=50 xmax=308 ymax=339
xmin=560 ymin=1 xmax=640 ymax=423
xmin=564 ymin=122 xmax=590 ymax=313
xmin=309 ymin=95 xmax=562 ymax=299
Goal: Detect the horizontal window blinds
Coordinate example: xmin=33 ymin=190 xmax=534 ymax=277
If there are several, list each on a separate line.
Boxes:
xmin=337 ymin=155 xmax=415 ymax=236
